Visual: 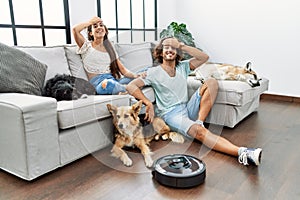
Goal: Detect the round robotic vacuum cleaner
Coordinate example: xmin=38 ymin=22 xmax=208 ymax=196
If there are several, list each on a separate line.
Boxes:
xmin=152 ymin=154 xmax=206 ymax=188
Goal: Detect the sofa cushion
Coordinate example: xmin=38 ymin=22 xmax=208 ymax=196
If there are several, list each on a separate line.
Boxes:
xmin=114 ymin=42 xmax=154 ymax=73
xmin=64 ymin=45 xmax=88 ymax=81
xmin=0 ymin=42 xmax=47 ymax=96
xmin=15 ymin=46 xmax=71 ymax=83
xmin=187 ymin=76 xmax=269 ymax=106
xmin=57 ymin=95 xmax=130 ymax=129
xmin=206 ymin=96 xmax=261 ymax=128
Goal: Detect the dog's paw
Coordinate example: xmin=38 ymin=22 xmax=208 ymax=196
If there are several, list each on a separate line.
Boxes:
xmin=122 ymin=156 xmax=133 ymax=167
xmin=235 ymin=74 xmax=246 ymax=81
xmin=80 ymin=94 xmax=88 ymax=99
xmin=144 ymin=156 xmax=153 ymax=167
xmin=161 ymin=133 xmax=169 ymax=140
xmin=111 ymin=152 xmax=133 ymax=166
xmin=169 ymin=132 xmax=185 ymax=143
xmin=154 ymin=134 xmax=160 ymax=140
xmin=247 ymin=79 xmax=261 ymax=87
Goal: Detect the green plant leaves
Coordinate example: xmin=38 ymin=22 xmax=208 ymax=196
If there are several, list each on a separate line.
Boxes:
xmin=160 ymin=22 xmax=201 ymax=59
xmin=160 ymin=22 xmax=195 ymax=47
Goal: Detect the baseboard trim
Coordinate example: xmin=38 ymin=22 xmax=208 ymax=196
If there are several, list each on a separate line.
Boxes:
xmin=261 ymin=94 xmax=300 ymax=103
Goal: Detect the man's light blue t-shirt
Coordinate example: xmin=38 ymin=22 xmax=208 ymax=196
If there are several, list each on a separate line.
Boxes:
xmin=142 ymin=60 xmax=192 ymax=117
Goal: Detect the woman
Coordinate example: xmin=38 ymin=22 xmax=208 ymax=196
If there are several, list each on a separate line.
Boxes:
xmin=72 ymin=16 xmax=145 ymax=95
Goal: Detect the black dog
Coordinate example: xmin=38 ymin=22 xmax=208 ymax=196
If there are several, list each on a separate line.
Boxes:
xmin=42 ymin=74 xmax=96 ymax=101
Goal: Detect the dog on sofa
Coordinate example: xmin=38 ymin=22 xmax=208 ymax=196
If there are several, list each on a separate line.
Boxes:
xmin=42 ymin=74 xmax=96 ymax=101
xmin=107 ymin=100 xmax=184 ymax=167
xmin=195 ymin=62 xmax=261 ymax=87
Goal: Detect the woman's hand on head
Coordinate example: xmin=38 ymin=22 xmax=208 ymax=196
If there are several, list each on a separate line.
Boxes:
xmin=89 ymin=16 xmax=102 ymax=25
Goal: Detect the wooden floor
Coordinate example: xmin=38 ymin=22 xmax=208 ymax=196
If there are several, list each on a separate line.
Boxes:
xmin=1 ymin=99 xmax=300 ymax=200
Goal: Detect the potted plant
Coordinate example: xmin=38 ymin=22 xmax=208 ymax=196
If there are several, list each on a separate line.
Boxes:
xmin=160 ymin=22 xmax=201 ymax=59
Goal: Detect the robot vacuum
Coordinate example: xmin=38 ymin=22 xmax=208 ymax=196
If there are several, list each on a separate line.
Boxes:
xmin=152 ymin=154 xmax=206 ymax=188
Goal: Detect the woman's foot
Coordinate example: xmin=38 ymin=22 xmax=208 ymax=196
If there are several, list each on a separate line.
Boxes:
xmin=118 ymin=91 xmax=128 ymax=95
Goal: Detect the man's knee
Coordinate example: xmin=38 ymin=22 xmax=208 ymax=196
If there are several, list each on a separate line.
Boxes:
xmin=207 ymin=78 xmax=219 ymax=91
xmin=200 ymin=78 xmax=219 ymax=96
xmin=188 ymin=124 xmax=207 ymax=140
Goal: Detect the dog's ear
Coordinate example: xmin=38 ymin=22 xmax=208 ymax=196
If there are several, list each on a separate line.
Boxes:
xmin=244 ymin=61 xmax=258 ymax=80
xmin=107 ymin=104 xmax=117 ymax=116
xmin=245 ymin=62 xmax=252 ymax=72
xmin=132 ymin=100 xmax=143 ymax=114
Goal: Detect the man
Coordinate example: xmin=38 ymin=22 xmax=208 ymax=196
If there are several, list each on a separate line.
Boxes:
xmin=126 ymin=37 xmax=262 ymax=166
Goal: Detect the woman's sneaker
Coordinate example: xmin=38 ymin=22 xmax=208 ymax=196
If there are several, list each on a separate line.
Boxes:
xmin=238 ymin=148 xmax=262 ymax=166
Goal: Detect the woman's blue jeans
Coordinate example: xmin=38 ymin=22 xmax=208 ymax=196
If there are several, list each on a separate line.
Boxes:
xmin=89 ymin=67 xmax=149 ymax=95
xmin=89 ymin=73 xmax=131 ymax=95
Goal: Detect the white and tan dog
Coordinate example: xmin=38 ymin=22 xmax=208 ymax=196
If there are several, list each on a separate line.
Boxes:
xmin=195 ymin=62 xmax=261 ymax=87
xmin=107 ymin=100 xmax=184 ymax=167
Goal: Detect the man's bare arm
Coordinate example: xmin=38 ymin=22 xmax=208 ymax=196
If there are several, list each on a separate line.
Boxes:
xmin=180 ymin=44 xmax=209 ymax=70
xmin=126 ymin=79 xmax=155 ymax=122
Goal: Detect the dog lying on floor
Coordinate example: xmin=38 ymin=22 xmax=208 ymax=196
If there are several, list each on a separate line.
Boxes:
xmin=107 ymin=100 xmax=184 ymax=167
xmin=42 ymin=74 xmax=96 ymax=101
xmin=195 ymin=62 xmax=261 ymax=87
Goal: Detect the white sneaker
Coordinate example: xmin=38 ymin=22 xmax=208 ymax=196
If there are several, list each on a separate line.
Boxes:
xmin=238 ymin=148 xmax=262 ymax=166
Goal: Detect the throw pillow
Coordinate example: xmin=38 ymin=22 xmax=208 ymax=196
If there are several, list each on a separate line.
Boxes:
xmin=114 ymin=42 xmax=154 ymax=73
xmin=64 ymin=45 xmax=88 ymax=81
xmin=0 ymin=42 xmax=47 ymax=96
xmin=15 ymin=46 xmax=71 ymax=83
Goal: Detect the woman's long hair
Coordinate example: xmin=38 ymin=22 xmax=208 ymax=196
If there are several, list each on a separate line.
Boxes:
xmin=153 ymin=37 xmax=183 ymax=66
xmin=87 ymin=25 xmax=121 ymax=79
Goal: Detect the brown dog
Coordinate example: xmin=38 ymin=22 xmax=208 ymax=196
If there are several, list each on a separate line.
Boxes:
xmin=195 ymin=62 xmax=261 ymax=87
xmin=107 ymin=100 xmax=184 ymax=167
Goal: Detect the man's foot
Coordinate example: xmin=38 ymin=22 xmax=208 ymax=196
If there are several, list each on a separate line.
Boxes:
xmin=238 ymin=148 xmax=262 ymax=166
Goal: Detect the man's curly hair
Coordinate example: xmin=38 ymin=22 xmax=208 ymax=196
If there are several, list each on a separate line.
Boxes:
xmin=153 ymin=37 xmax=183 ymax=66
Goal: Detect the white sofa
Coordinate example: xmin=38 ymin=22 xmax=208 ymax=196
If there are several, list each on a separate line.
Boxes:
xmin=0 ymin=42 xmax=268 ymax=180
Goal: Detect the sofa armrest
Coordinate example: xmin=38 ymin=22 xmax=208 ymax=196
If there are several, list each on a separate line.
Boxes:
xmin=0 ymin=93 xmax=60 ymax=180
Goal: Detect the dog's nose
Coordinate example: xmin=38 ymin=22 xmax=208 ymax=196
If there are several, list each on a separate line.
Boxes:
xmin=118 ymin=124 xmax=124 ymax=129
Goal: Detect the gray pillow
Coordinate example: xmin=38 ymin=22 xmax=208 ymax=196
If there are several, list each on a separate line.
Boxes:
xmin=0 ymin=42 xmax=48 ymax=96
xmin=114 ymin=42 xmax=154 ymax=72
xmin=15 ymin=45 xmax=71 ymax=83
xmin=64 ymin=45 xmax=88 ymax=81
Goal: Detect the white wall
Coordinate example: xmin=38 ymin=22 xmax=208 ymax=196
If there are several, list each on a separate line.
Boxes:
xmin=69 ymin=0 xmax=300 ymax=97
xmin=68 ymin=0 xmax=97 ymax=40
xmin=170 ymin=0 xmax=300 ymax=97
xmin=157 ymin=0 xmax=178 ymax=33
